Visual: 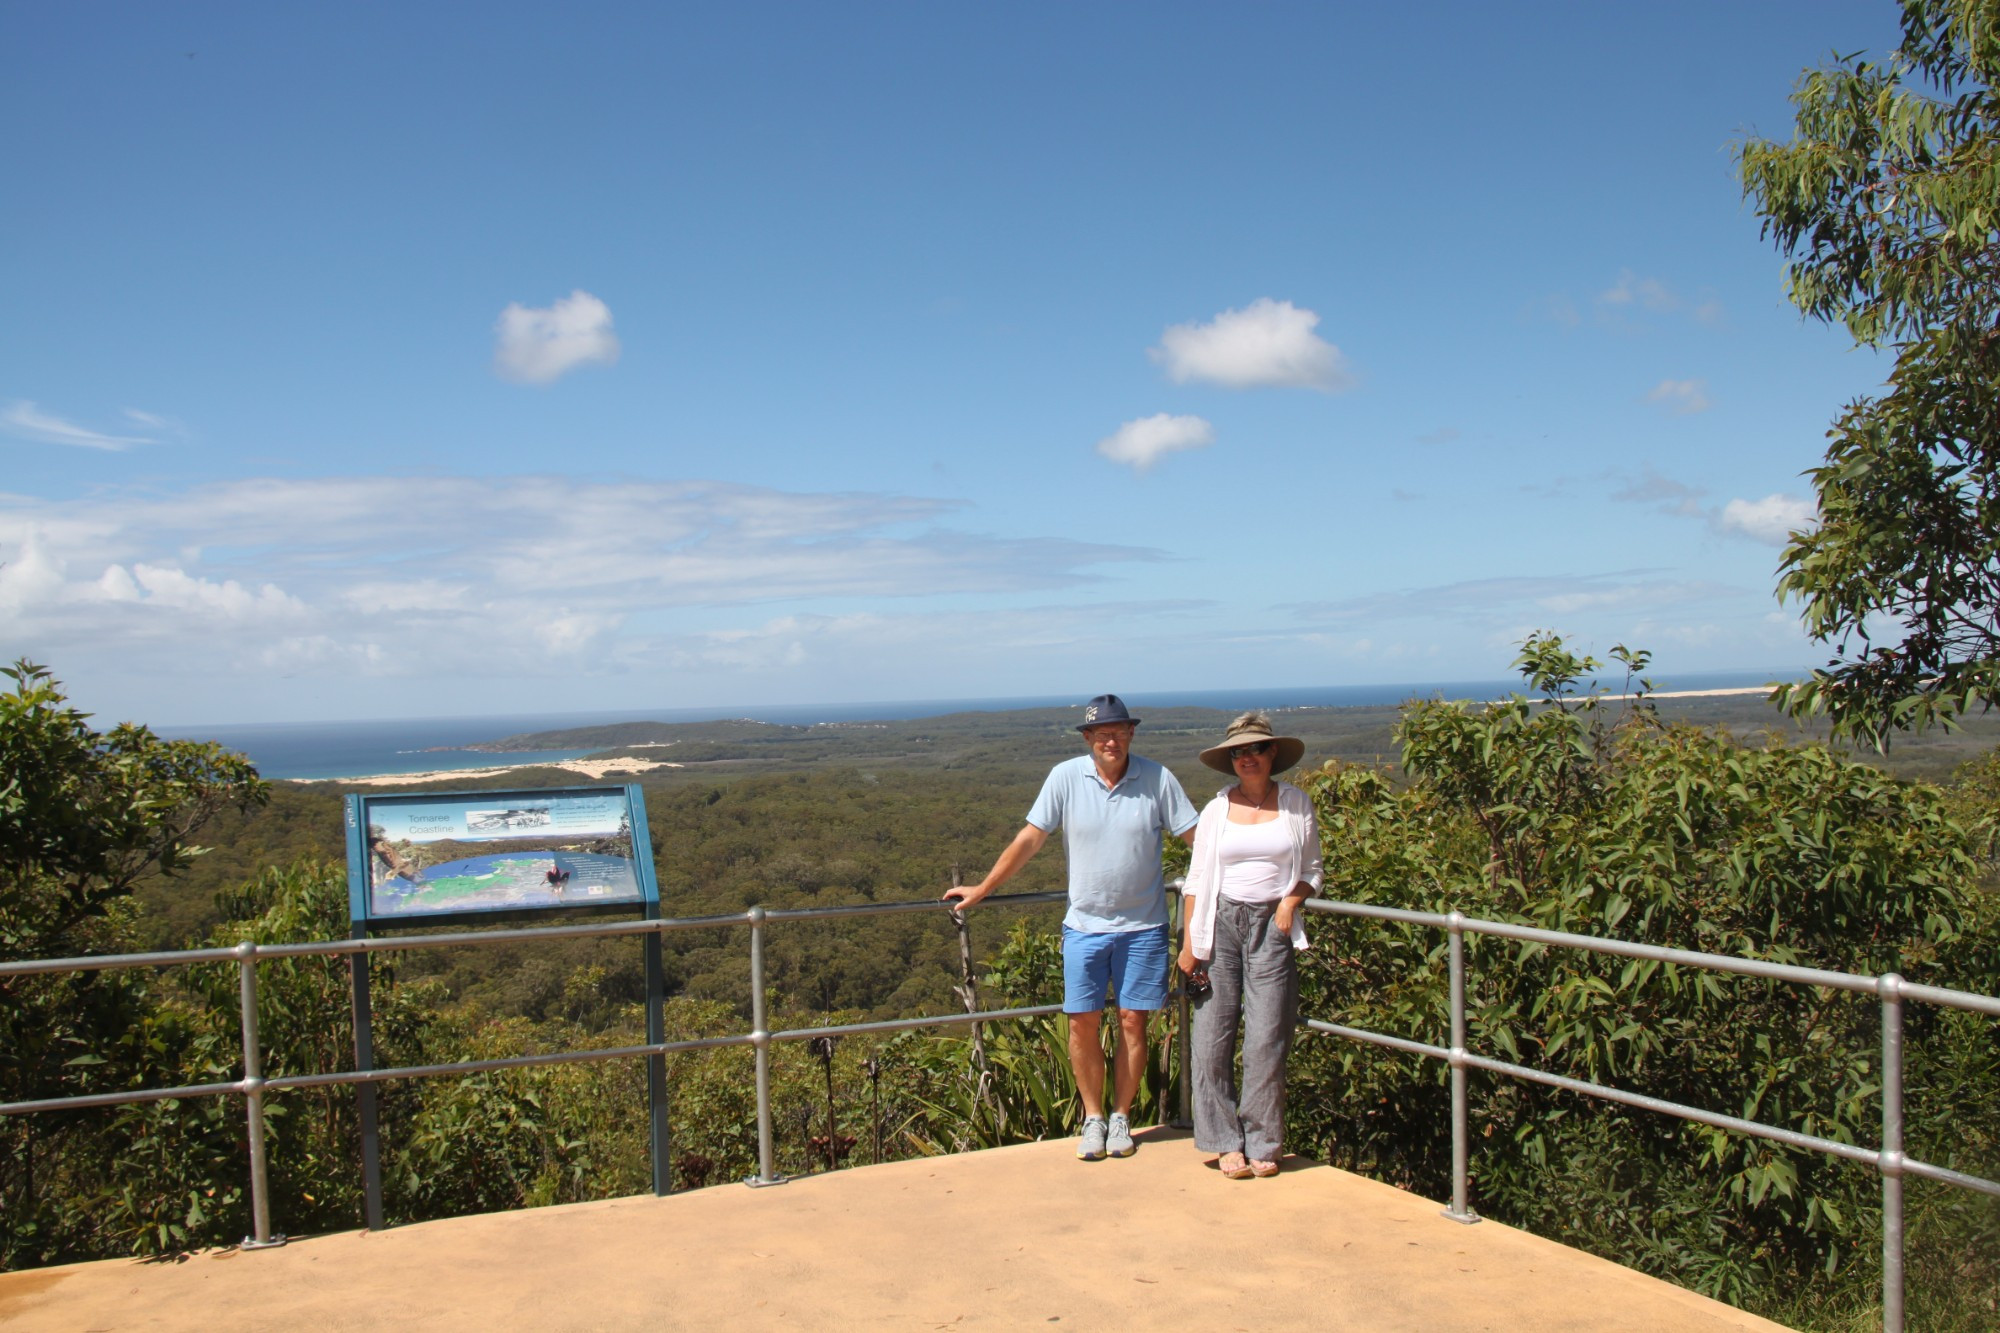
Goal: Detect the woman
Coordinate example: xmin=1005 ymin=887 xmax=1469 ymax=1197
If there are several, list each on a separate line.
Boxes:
xmin=1178 ymin=711 xmax=1321 ymax=1179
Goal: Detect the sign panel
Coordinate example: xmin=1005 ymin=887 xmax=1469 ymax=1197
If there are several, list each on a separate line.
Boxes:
xmin=344 ymin=784 xmax=657 ymax=928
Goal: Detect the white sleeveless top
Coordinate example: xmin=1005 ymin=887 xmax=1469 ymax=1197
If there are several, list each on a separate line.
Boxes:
xmin=1218 ymin=817 xmax=1292 ymax=903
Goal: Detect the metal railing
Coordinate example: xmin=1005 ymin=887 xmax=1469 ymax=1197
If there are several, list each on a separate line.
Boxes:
xmin=1297 ymin=898 xmax=2000 ymax=1333
xmin=6 ymin=889 xmax=1996 ymax=1332
xmin=0 ymin=890 xmax=1072 ymax=1241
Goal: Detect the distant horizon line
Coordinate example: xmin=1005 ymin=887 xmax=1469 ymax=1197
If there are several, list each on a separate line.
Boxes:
xmin=158 ymin=665 xmax=1811 ymax=736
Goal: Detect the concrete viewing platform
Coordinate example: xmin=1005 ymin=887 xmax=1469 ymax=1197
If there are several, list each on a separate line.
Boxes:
xmin=0 ymin=1128 xmax=1789 ymax=1331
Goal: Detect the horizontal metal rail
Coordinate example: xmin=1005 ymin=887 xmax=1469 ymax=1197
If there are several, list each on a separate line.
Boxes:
xmin=1298 ymin=897 xmax=2000 ymax=1332
xmin=0 ymin=894 xmax=1068 ymax=1119
xmin=2 ymin=1078 xmax=252 ymax=1117
xmin=1303 ymin=1017 xmax=1447 ymax=1064
xmin=0 ymin=889 xmax=1072 ymax=1250
xmin=0 ymin=893 xmax=1070 ymax=978
xmin=1307 ymin=899 xmax=2000 ymax=1008
xmin=249 ymin=1004 xmax=1065 ymax=1096
xmin=1456 ymin=1049 xmax=1879 ymax=1169
xmin=9 ymin=881 xmax=1994 ymax=1333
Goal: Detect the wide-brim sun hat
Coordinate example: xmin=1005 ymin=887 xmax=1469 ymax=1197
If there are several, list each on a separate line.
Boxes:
xmin=1198 ymin=712 xmax=1305 ymax=775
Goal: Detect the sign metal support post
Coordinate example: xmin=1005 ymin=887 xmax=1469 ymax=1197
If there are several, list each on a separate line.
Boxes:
xmin=351 ymin=927 xmax=384 ymax=1232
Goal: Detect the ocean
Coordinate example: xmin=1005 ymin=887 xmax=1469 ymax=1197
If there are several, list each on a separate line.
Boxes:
xmin=161 ymin=669 xmax=1792 ymax=782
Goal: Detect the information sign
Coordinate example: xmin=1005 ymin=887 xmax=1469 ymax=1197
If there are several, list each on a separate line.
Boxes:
xmin=343 ymin=784 xmax=659 ymax=928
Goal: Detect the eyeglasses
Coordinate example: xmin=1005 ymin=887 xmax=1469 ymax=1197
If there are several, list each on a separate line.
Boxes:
xmin=1230 ymin=742 xmax=1273 ymax=760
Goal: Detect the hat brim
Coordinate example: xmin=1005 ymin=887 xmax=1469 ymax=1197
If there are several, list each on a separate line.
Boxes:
xmin=1199 ymin=736 xmax=1304 ymax=775
xmin=1077 ymin=716 xmax=1140 ymax=732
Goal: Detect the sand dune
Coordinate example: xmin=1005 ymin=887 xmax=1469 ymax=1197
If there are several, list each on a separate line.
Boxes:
xmin=294 ymin=757 xmax=682 ymax=787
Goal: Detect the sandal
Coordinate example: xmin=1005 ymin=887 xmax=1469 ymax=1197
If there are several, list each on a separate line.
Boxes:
xmin=1249 ymin=1158 xmax=1280 ymax=1178
xmin=1217 ymin=1151 xmax=1253 ymax=1180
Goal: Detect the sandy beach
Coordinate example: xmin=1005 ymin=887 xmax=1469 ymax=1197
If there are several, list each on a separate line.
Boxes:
xmin=293 ymin=757 xmax=683 ymax=787
xmin=1632 ymin=684 xmax=1776 ymax=696
xmin=1570 ymin=686 xmax=1774 ymax=702
xmin=1503 ymin=685 xmax=1777 ymax=707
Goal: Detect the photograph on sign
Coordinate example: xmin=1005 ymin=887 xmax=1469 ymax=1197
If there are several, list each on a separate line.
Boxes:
xmin=363 ymin=789 xmax=641 ymax=920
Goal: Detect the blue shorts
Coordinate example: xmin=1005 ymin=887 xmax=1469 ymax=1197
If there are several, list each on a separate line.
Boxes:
xmin=1062 ymin=925 xmax=1170 ymax=1013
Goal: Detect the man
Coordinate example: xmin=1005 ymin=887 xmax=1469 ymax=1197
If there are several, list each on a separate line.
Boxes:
xmin=944 ymin=693 xmax=1197 ymax=1160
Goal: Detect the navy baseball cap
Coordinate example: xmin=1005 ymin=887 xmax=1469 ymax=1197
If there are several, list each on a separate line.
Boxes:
xmin=1077 ymin=694 xmax=1140 ymax=731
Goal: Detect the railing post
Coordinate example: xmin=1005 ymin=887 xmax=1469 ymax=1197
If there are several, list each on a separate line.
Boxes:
xmin=1880 ymin=973 xmax=1905 ymax=1333
xmin=746 ymin=906 xmax=785 ymax=1187
xmin=1175 ymin=976 xmax=1193 ymax=1130
xmin=1442 ymin=913 xmax=1479 ymax=1224
xmin=1172 ymin=881 xmax=1192 ymax=1130
xmin=645 ymin=916 xmax=670 ymax=1196
xmin=236 ymin=941 xmax=285 ymax=1249
xmin=947 ymin=873 xmax=999 ymax=1141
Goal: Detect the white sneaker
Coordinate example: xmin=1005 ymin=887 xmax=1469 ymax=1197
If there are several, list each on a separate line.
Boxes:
xmin=1107 ymin=1112 xmax=1135 ymax=1157
xmin=1077 ymin=1116 xmax=1108 ymax=1160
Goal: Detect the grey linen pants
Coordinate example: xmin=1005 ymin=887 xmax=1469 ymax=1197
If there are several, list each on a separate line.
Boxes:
xmin=1191 ymin=896 xmax=1299 ymax=1163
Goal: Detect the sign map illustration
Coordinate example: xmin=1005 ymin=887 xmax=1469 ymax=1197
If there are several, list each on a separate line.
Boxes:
xmin=363 ymin=790 xmax=642 ymax=920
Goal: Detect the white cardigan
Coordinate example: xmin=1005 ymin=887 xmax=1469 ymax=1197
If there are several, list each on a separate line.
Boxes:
xmin=1183 ymin=781 xmax=1324 ymax=961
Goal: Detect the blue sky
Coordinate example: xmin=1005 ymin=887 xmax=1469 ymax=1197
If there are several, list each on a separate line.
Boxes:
xmin=3 ymin=2 xmax=1902 ymax=726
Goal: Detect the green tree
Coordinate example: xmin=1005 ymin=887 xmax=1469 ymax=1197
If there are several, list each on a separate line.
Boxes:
xmin=1739 ymin=0 xmax=2000 ymax=744
xmin=0 ymin=659 xmax=265 ymax=1267
xmin=1290 ymin=634 xmax=1996 ymax=1324
xmin=0 ymin=659 xmax=266 ymax=956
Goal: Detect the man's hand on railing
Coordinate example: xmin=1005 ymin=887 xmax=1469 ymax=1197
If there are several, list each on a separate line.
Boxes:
xmin=944 ymin=823 xmax=1048 ymax=910
xmin=941 ymin=881 xmax=992 ymax=911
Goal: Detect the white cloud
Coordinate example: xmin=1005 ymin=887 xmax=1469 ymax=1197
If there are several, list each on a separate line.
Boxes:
xmin=1096 ymin=413 xmax=1215 ymax=471
xmin=1148 ymin=298 xmax=1352 ymax=390
xmin=3 ymin=400 xmax=155 ymax=450
xmin=257 ymin=636 xmax=390 ymax=674
xmin=1611 ymin=466 xmax=1706 ymax=517
xmin=0 ymin=475 xmax=1162 ymax=685
xmin=0 ymin=528 xmax=67 ymax=610
xmin=640 ymin=601 xmax=1208 ymax=681
xmin=95 ymin=564 xmax=142 ymax=601
xmin=1 ymin=526 xmax=304 ymax=629
xmin=1716 ymin=494 xmax=1816 ymax=546
xmin=1290 ymin=572 xmax=1737 ymax=627
xmin=1645 ymin=379 xmax=1711 ymax=415
xmin=1628 ymin=620 xmax=1724 ymax=649
xmin=529 ymin=610 xmax=623 ymax=660
xmin=120 ymin=564 xmax=307 ymax=619
xmin=338 ymin=580 xmax=470 ymax=614
xmin=1530 ymin=294 xmax=1583 ymax=327
xmin=1535 ymin=272 xmax=1725 ymax=330
xmin=1600 ymin=269 xmax=1677 ymax=312
xmin=493 ymin=290 xmax=621 ymax=384
xmin=1613 ymin=471 xmax=1818 ymax=548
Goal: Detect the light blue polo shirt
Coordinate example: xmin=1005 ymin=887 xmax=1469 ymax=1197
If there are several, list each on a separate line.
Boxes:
xmin=1026 ymin=753 xmax=1198 ymax=933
